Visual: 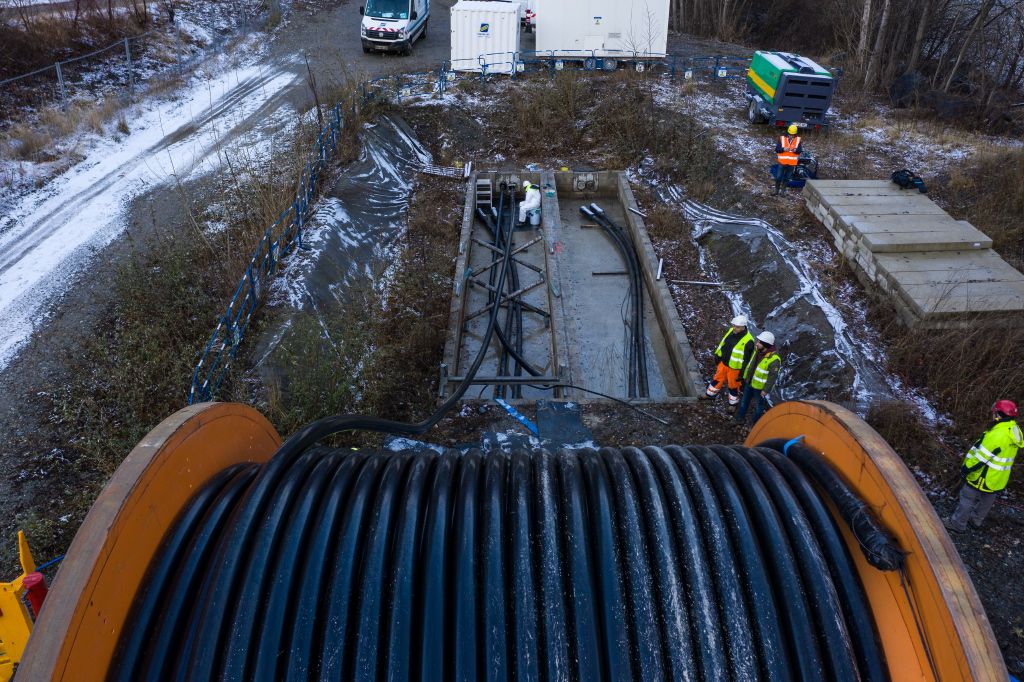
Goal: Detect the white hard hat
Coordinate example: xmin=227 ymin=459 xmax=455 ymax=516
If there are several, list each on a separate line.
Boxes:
xmin=757 ymin=331 xmax=776 ymax=345
xmin=730 ymin=315 xmax=748 ymax=326
xmin=523 ymin=180 xmax=532 ymax=188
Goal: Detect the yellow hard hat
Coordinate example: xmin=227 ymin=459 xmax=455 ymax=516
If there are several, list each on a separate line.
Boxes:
xmin=787 ymin=124 xmax=799 ymax=135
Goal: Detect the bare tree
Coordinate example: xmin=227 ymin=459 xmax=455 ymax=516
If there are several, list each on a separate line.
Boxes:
xmin=943 ymin=0 xmax=995 ymax=92
xmin=863 ymin=0 xmax=892 ymax=87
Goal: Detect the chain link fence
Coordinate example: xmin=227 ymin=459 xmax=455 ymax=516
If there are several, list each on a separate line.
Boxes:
xmin=0 ymin=25 xmax=194 ymax=116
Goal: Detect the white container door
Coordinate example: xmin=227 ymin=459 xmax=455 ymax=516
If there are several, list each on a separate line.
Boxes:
xmin=451 ymin=2 xmax=520 ymax=73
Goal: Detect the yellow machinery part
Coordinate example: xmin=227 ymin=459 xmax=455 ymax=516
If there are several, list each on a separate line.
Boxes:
xmin=0 ymin=531 xmax=40 ymax=681
xmin=747 ymin=400 xmax=1006 ymax=681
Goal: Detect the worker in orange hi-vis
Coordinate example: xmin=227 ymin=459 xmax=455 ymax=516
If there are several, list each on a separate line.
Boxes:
xmin=774 ymin=124 xmax=802 ymax=195
xmin=944 ymin=400 xmax=1023 ymax=533
xmin=701 ymin=315 xmax=755 ymax=408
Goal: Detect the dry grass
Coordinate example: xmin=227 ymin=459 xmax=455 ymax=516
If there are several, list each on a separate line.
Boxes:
xmin=5 ymin=123 xmax=52 ymax=160
xmin=359 ymin=178 xmax=462 ymax=422
xmin=1 ymin=96 xmax=127 ymax=161
xmin=938 ymin=147 xmax=1024 ymax=266
xmin=865 ymin=400 xmax=941 ymax=469
xmin=868 ymin=299 xmax=1024 ymax=439
xmin=0 ymin=7 xmax=148 ymax=81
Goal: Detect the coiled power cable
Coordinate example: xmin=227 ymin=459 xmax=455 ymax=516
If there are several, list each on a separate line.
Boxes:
xmin=110 ymin=443 xmax=889 ymax=681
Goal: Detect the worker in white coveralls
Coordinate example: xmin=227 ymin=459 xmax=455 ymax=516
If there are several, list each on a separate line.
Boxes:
xmin=518 ymin=180 xmax=541 ymax=225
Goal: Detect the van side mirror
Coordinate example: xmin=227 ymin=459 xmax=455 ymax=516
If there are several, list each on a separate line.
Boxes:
xmin=358 ymin=5 xmax=364 ymax=14
xmin=411 ymin=10 xmax=418 ymax=19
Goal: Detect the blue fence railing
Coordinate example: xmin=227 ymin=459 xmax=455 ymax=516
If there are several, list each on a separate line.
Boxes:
xmin=188 ymin=103 xmax=345 ymax=404
xmin=188 ymin=51 xmax=755 ymax=404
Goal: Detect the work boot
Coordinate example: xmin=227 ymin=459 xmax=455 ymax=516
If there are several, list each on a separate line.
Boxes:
xmin=942 ymin=516 xmax=966 ymax=533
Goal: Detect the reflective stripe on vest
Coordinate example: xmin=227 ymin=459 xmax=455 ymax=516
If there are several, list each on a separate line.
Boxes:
xmin=750 ymin=353 xmax=781 ymax=390
xmin=778 ymin=135 xmax=801 ymax=166
xmin=963 ymin=420 xmax=1022 ymax=492
xmin=714 ymin=329 xmax=753 ymax=370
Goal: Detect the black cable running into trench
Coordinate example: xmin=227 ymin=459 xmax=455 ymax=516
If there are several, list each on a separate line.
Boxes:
xmin=110 ymin=444 xmax=889 ymax=681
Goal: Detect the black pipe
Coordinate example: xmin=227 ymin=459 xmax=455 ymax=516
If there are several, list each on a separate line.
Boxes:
xmin=110 ymin=464 xmax=257 ymax=682
xmin=581 ymin=206 xmax=638 ymax=397
xmin=475 ymin=208 xmax=542 ymax=381
xmin=761 ymin=438 xmax=906 ymax=572
xmin=712 ymin=445 xmax=826 ymax=682
xmin=112 ymin=445 xmax=890 ymax=681
xmin=583 ymin=205 xmax=650 ymax=398
xmin=735 ymin=446 xmax=860 ymax=682
xmin=685 ymin=446 xmax=791 ymax=680
xmin=754 ymin=446 xmax=890 ymax=682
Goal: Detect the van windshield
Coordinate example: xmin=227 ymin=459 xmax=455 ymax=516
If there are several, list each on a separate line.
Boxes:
xmin=365 ymin=0 xmax=409 ymax=18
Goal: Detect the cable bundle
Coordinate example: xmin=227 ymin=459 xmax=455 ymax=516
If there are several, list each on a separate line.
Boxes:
xmin=111 ymin=443 xmax=889 ymax=681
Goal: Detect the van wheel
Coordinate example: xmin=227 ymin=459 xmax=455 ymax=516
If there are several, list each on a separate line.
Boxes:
xmin=747 ymin=99 xmax=765 ymax=124
xmin=421 ymin=18 xmax=428 ymax=40
xmin=362 ymin=45 xmax=371 ymax=53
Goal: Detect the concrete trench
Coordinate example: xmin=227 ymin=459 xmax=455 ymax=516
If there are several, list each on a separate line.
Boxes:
xmin=442 ymin=169 xmax=703 ymax=403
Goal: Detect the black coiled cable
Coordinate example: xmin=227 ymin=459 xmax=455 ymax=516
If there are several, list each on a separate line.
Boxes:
xmin=111 ymin=444 xmax=889 ymax=681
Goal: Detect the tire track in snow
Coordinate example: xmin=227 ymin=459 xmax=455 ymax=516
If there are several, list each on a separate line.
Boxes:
xmin=0 ymin=63 xmax=299 ymax=370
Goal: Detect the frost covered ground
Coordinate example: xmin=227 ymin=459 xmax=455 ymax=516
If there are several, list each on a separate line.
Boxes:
xmin=0 ymin=33 xmax=301 ymax=370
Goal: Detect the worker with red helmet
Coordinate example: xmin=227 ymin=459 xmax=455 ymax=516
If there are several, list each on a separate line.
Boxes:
xmin=944 ymin=400 xmax=1023 ymax=533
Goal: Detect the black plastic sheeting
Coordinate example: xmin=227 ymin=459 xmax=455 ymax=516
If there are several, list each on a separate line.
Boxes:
xmin=110 ymin=445 xmax=890 ymax=681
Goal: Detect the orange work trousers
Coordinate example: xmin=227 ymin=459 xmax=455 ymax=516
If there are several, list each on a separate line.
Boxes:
xmin=708 ymin=362 xmax=742 ymax=395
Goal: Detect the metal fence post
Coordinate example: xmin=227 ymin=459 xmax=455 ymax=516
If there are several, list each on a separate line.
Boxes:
xmin=124 ymin=38 xmax=135 ymax=99
xmin=175 ymin=19 xmax=183 ymax=76
xmin=54 ymin=61 xmax=68 ymax=110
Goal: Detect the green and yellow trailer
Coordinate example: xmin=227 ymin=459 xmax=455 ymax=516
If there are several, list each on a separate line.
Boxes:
xmin=746 ymin=50 xmax=836 ymax=129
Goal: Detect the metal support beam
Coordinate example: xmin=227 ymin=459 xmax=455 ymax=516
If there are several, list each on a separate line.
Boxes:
xmin=464 ymin=280 xmax=546 ymax=322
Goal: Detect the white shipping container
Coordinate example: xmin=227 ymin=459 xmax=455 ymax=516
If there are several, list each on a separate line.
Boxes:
xmin=450 ymin=1 xmax=521 ymax=73
xmin=535 ymin=0 xmax=669 ymax=58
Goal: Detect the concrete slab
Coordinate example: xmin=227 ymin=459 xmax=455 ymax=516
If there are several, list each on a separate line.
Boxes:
xmin=822 ymin=195 xmax=948 ymax=210
xmin=803 ymin=178 xmax=1024 ymax=327
xmin=874 ymin=250 xmax=1023 ymax=275
xmin=443 ymin=170 xmax=699 ymax=400
xmin=858 ymin=231 xmax=990 ymax=253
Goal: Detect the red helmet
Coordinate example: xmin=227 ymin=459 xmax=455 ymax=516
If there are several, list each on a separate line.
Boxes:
xmin=992 ymin=400 xmax=1018 ymax=418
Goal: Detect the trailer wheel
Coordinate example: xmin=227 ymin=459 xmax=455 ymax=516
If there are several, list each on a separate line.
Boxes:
xmin=747 ymin=99 xmax=765 ymax=124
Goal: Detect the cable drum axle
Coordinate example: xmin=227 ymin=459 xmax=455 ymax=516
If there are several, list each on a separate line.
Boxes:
xmin=111 ymin=444 xmax=888 ymax=681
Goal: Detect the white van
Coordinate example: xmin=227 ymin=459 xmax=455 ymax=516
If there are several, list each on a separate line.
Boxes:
xmin=360 ymin=0 xmax=430 ymax=54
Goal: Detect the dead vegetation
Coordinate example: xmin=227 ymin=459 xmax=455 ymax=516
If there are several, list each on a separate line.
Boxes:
xmin=359 ymin=177 xmax=463 ymax=421
xmin=938 ymin=146 xmax=1024 ymax=266
xmin=0 ymin=2 xmax=150 ymax=81
xmin=408 ymin=71 xmax=724 ymax=199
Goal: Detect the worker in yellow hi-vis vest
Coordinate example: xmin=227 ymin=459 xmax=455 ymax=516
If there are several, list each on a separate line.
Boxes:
xmin=944 ymin=400 xmax=1022 ymax=533
xmin=701 ymin=315 xmax=755 ymax=408
xmin=734 ymin=331 xmax=781 ymax=425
